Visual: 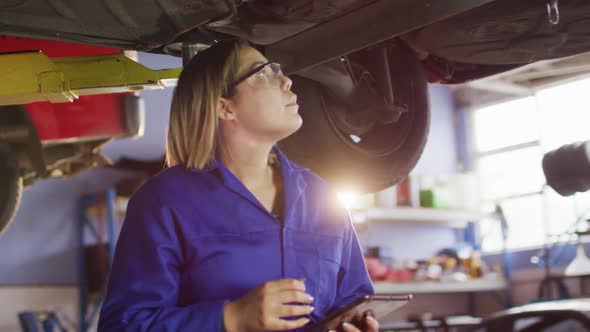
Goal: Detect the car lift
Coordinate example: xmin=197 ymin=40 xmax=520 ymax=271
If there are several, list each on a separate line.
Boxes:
xmin=0 ymin=52 xmax=180 ymax=106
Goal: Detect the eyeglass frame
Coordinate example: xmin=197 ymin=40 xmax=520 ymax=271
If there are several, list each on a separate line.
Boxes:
xmin=224 ymin=61 xmax=283 ymax=96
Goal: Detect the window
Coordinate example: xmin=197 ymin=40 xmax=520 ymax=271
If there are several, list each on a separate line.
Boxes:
xmin=473 ymin=77 xmax=590 ymax=252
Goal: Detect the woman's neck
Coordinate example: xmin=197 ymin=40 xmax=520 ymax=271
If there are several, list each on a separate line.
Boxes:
xmin=217 ymin=142 xmax=275 ymax=189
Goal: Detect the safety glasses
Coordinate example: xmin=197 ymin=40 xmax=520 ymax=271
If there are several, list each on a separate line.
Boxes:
xmin=225 ymin=62 xmax=284 ymax=96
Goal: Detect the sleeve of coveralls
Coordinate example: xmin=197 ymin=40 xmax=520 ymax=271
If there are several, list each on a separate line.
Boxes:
xmin=332 ymin=209 xmax=375 ymax=311
xmin=97 ymin=191 xmax=226 ymax=332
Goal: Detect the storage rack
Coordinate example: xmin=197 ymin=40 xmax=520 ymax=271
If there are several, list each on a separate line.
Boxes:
xmin=76 ymin=187 xmax=117 ymax=332
xmin=353 ymin=205 xmax=513 ymax=311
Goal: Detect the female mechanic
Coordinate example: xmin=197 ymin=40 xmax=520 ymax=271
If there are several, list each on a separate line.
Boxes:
xmin=98 ymin=39 xmax=378 ymax=332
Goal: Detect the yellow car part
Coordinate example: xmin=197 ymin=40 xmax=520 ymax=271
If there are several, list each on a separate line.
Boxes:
xmin=0 ymin=52 xmax=181 ymax=106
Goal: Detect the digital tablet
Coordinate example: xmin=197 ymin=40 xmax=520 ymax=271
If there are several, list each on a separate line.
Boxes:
xmin=303 ymin=294 xmax=412 ymax=332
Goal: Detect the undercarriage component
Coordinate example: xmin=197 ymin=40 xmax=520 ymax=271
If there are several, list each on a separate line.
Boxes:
xmin=0 ymin=92 xmax=144 ymax=234
xmin=0 ymin=143 xmax=22 ymax=235
xmin=0 ymin=0 xmax=234 ymax=50
xmin=403 ymin=0 xmax=590 ymax=65
xmin=263 ymin=0 xmax=496 ymax=73
xmin=0 ymin=106 xmax=45 ymax=179
xmin=280 ymin=40 xmax=429 ymax=192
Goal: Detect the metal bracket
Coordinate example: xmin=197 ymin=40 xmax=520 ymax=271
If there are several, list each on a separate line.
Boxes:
xmin=547 ymin=0 xmax=560 ymax=25
xmin=39 ymin=71 xmax=78 ymax=103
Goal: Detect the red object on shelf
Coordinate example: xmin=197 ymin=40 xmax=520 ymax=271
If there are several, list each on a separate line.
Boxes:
xmin=384 ymin=269 xmax=413 ymax=282
xmin=396 ymin=178 xmax=412 ymax=206
xmin=364 ymin=257 xmax=389 ymax=281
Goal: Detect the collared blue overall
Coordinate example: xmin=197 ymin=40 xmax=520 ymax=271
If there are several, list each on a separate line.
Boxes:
xmin=98 ymin=147 xmax=373 ymax=331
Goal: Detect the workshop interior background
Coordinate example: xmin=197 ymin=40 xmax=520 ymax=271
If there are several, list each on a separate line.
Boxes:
xmin=2 ymin=50 xmax=590 ymax=332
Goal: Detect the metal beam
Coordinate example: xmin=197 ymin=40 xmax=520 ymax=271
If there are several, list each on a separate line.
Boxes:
xmin=462 ymin=52 xmax=590 ymax=84
xmin=0 ymin=52 xmax=181 ymax=106
xmin=266 ymin=0 xmax=498 ymax=74
xmin=509 ymin=64 xmax=590 ymax=82
xmin=527 ymin=72 xmax=590 ymax=90
xmin=467 ymin=80 xmax=533 ymax=96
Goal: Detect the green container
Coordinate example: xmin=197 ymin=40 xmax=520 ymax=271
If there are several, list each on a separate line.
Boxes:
xmin=419 ymin=188 xmax=452 ymax=208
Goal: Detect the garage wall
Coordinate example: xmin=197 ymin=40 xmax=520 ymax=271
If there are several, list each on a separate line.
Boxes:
xmin=413 ymin=85 xmax=458 ymax=176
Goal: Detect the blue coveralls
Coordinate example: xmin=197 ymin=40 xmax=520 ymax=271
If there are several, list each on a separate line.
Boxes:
xmin=98 ymin=146 xmax=373 ymax=331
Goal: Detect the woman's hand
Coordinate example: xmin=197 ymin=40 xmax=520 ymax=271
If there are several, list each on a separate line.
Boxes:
xmin=328 ymin=314 xmax=380 ymax=332
xmin=223 ymin=278 xmax=315 ymax=332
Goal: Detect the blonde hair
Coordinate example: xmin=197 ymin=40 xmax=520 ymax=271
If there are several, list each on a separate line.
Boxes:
xmin=165 ymin=39 xmax=248 ymax=169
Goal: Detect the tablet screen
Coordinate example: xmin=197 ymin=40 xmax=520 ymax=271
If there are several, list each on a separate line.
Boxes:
xmin=304 ymin=294 xmax=412 ymax=332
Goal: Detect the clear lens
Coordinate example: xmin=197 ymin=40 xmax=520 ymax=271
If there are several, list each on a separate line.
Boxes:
xmin=246 ymin=63 xmax=284 ymax=89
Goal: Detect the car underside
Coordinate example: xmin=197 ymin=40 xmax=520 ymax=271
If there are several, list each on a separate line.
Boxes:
xmin=1 ymin=0 xmax=590 ymax=233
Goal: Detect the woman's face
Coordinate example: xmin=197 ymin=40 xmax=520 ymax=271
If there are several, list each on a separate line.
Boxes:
xmin=223 ymin=46 xmax=302 ymax=143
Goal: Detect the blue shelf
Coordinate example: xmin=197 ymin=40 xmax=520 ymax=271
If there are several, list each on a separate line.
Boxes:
xmin=76 ymin=187 xmax=117 ymax=332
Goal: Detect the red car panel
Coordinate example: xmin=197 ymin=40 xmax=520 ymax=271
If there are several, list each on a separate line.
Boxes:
xmin=25 ymin=95 xmax=127 ymax=143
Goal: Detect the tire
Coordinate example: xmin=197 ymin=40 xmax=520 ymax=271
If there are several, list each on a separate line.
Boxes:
xmin=0 ymin=145 xmax=23 ymax=235
xmin=280 ymin=41 xmax=430 ymax=193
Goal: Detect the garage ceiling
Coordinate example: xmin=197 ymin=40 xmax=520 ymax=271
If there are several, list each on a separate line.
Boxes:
xmin=453 ymin=51 xmax=590 ymax=108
